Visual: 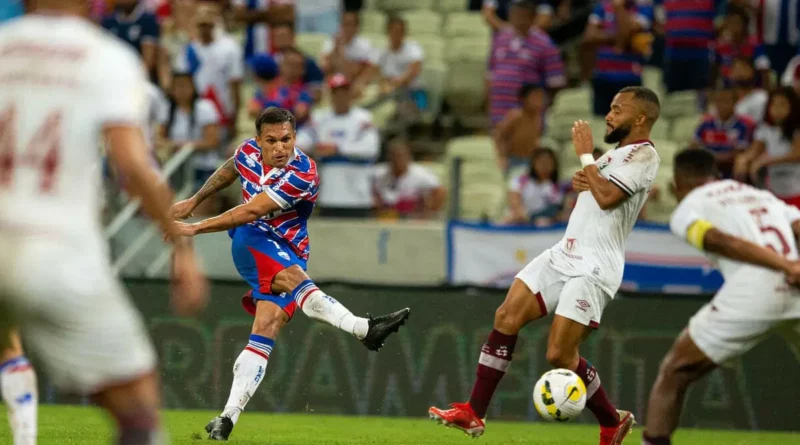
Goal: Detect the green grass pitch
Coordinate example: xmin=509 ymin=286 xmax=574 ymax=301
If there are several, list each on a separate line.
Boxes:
xmin=1 ymin=405 xmax=798 ymax=445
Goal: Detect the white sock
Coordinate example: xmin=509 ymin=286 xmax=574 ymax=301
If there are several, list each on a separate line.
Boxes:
xmin=221 ymin=343 xmax=271 ymax=425
xmin=1 ymin=357 xmax=37 ymax=445
xmin=299 ymin=289 xmax=369 ymax=340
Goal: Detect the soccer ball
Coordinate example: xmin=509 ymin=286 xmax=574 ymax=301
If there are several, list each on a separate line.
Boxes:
xmin=533 ymin=369 xmax=587 ymax=422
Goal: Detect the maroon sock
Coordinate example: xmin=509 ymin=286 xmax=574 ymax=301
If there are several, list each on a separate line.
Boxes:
xmin=115 ymin=411 xmax=161 ymax=445
xmin=574 ymin=357 xmax=619 ymax=427
xmin=468 ymin=330 xmax=517 ymax=419
xmin=642 ymin=433 xmax=672 ymax=445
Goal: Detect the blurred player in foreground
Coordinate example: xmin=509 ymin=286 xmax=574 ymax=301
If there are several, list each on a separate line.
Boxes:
xmin=429 ymin=87 xmax=662 ymax=445
xmin=0 ymin=1 xmax=209 ymax=444
xmin=170 ymin=107 xmax=411 ymax=441
xmin=642 ymin=149 xmax=800 ymax=445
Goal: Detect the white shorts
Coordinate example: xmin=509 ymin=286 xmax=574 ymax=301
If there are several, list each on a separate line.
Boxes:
xmin=515 ymin=249 xmax=611 ymax=328
xmin=0 ymin=233 xmax=156 ymax=394
xmin=689 ymin=276 xmax=800 ymax=365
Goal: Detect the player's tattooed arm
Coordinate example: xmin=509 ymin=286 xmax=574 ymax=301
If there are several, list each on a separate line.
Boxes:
xmin=177 ymin=193 xmax=282 ymax=235
xmin=171 ymin=157 xmax=239 ymax=220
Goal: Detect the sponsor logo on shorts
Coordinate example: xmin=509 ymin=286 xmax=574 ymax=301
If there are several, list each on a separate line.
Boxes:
xmin=278 ymin=251 xmax=290 ymax=261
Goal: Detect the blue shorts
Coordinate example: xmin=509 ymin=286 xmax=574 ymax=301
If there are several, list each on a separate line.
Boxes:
xmin=229 ymin=224 xmax=307 ymax=319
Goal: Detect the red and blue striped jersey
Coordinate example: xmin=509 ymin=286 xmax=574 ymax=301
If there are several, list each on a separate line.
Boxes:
xmin=233 ymin=139 xmax=319 ymax=260
xmin=662 ymin=0 xmax=719 ymax=59
xmin=713 ymin=35 xmax=770 ymax=81
xmin=488 ymin=27 xmax=566 ymax=126
xmin=693 ymin=113 xmax=755 ymax=154
xmin=756 ymin=0 xmax=800 ymax=46
xmin=589 ymin=0 xmax=654 ymax=83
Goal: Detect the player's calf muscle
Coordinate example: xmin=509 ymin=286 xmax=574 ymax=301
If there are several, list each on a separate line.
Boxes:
xmin=252 ymin=302 xmax=288 ymax=338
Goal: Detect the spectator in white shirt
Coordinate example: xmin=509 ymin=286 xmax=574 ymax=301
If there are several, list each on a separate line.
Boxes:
xmin=373 ymin=140 xmax=446 ymax=220
xmin=178 ymin=3 xmax=244 ymax=141
xmin=504 ymin=148 xmax=564 ymax=226
xmin=734 ymin=87 xmax=800 ymax=208
xmin=378 ymin=15 xmax=426 ymax=110
xmin=731 ymin=56 xmax=769 ymax=123
xmin=296 ymin=0 xmax=340 ymax=35
xmin=157 ymin=73 xmax=222 ymax=208
xmin=320 ymin=11 xmax=379 ymax=94
xmin=296 ymin=74 xmax=381 ymax=218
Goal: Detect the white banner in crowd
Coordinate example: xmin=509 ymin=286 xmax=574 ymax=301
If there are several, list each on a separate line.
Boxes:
xmin=448 ymin=222 xmax=724 ymax=294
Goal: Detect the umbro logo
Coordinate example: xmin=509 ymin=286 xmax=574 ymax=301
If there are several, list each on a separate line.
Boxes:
xmin=576 ymin=300 xmax=590 ymax=312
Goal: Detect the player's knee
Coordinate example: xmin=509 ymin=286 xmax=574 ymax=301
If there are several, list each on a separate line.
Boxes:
xmin=272 ymin=265 xmax=308 ymax=295
xmin=545 ymin=344 xmax=576 ymax=369
xmin=493 ymin=304 xmax=523 ymax=334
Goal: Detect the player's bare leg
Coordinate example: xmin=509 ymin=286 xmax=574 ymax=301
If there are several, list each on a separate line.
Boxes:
xmin=207 ymin=300 xmax=288 ymax=441
xmin=0 ymin=329 xmax=37 ymax=445
xmin=273 ymin=266 xmax=410 ymax=351
xmin=92 ymin=372 xmax=164 ymax=445
xmin=547 ymin=315 xmax=634 ymax=445
xmin=642 ymin=329 xmax=716 ymax=445
xmin=428 ymin=279 xmax=544 ymax=437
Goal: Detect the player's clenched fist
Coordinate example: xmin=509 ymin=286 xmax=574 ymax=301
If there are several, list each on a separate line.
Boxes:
xmin=572 ymin=170 xmax=590 ymax=192
xmin=572 ymin=120 xmax=594 ymax=157
xmin=171 ymin=198 xmax=197 ymax=220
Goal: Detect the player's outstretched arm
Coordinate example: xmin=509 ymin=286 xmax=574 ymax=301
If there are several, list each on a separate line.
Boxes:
xmin=693 ymin=221 xmax=799 ymax=281
xmin=171 ymin=156 xmax=239 ymax=220
xmin=175 ymin=193 xmax=282 ymax=236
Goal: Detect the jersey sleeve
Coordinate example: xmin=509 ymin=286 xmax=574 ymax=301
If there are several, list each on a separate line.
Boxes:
xmin=669 ymin=194 xmax=706 ymax=243
xmin=588 ymin=4 xmax=604 ymax=25
xmin=606 ymin=145 xmax=659 ymax=196
xmin=408 ymin=41 xmax=424 ymax=62
xmin=753 ymin=43 xmax=771 ymax=70
xmin=538 ymin=40 xmax=567 ymax=89
xmin=96 ymin=45 xmax=150 ymax=127
xmin=634 ymin=0 xmax=654 ymax=30
xmin=141 ymin=14 xmax=160 ymax=43
xmin=320 ymin=38 xmax=334 ymax=57
xmin=264 ymin=169 xmax=317 ymax=210
xmin=754 ymin=123 xmax=769 ymax=142
xmin=196 ymin=100 xmax=221 ymax=127
xmin=416 ymin=165 xmax=440 ymax=190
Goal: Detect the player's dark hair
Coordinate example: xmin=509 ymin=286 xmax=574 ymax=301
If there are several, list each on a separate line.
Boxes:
xmin=518 ymin=83 xmax=543 ymax=100
xmin=256 ymin=107 xmax=296 ymax=134
xmin=619 ymin=86 xmax=661 ymax=124
xmin=386 ymin=14 xmax=406 ymax=31
xmin=764 ymin=86 xmax=800 ymax=141
xmin=342 ymin=10 xmax=361 ymax=26
xmin=529 ymin=147 xmax=559 ymax=184
xmin=167 ymin=72 xmax=199 ymax=139
xmin=674 ymin=148 xmax=719 ymax=179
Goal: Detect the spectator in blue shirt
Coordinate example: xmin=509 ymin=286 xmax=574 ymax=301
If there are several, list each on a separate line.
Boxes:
xmin=102 ymin=0 xmax=160 ymax=75
xmin=0 ymin=0 xmax=24 ymax=24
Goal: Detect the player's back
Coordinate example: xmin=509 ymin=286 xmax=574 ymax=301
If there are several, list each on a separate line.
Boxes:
xmin=672 ymin=179 xmax=800 ymax=279
xmin=0 ymin=15 xmax=146 ymax=240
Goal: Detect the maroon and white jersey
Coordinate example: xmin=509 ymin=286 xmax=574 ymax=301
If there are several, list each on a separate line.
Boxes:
xmin=550 ymin=141 xmax=660 ymax=297
xmin=0 ymin=15 xmax=148 ymax=240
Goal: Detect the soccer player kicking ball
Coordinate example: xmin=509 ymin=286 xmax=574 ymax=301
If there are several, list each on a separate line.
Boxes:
xmin=642 ymin=149 xmax=800 ymax=445
xmin=429 ymin=86 xmax=662 ymax=445
xmin=170 ymin=107 xmax=411 ymax=441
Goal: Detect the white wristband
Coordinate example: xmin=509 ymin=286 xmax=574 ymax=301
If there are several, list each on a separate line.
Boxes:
xmin=580 ymin=154 xmax=595 ymax=168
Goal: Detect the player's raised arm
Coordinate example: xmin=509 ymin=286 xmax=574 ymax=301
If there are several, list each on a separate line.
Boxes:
xmin=171 ymin=156 xmax=240 ymax=220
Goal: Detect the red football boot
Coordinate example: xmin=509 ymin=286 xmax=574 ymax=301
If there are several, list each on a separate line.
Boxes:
xmin=600 ymin=410 xmax=636 ymax=445
xmin=428 ymin=402 xmax=486 ymax=438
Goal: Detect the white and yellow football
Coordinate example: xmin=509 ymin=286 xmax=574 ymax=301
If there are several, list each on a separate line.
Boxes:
xmin=533 ymin=369 xmax=587 ymax=422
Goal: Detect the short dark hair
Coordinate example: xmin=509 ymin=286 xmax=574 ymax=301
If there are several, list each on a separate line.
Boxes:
xmin=255 ymin=107 xmax=296 ymax=134
xmin=674 ymin=148 xmax=719 ymax=179
xmin=530 ymin=147 xmax=559 ymax=183
xmin=342 ymin=11 xmax=361 ymax=25
xmin=765 ymin=86 xmax=800 ymax=140
xmin=518 ymin=83 xmax=543 ymax=100
xmin=386 ymin=14 xmax=406 ymax=30
xmin=619 ymin=86 xmax=661 ymax=124
xmin=512 ymin=0 xmax=538 ymax=12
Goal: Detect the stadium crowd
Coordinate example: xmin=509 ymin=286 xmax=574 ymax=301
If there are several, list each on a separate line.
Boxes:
xmin=1 ymin=0 xmax=798 ymax=224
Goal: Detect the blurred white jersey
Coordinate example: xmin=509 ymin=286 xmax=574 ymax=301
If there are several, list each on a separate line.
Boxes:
xmin=0 ymin=15 xmax=148 ymax=241
xmin=550 ymin=141 xmax=660 ymax=296
xmin=671 ymin=180 xmax=800 ymax=279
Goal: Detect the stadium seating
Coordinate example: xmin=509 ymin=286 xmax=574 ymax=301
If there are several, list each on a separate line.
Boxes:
xmin=420 ymin=60 xmax=448 ymax=123
xmin=443 ymin=38 xmax=491 ymax=116
xmin=444 ymin=12 xmax=491 ymax=40
xmin=661 ymin=90 xmax=699 ymax=119
xmin=651 ymin=118 xmax=669 ymax=140
xmin=402 ymin=10 xmax=443 ymax=36
xmin=652 ymin=139 xmax=680 ymax=166
xmin=670 ymin=114 xmax=702 ymax=145
xmin=296 ymin=33 xmax=328 ymax=60
xmin=378 ymin=0 xmax=435 ymax=12
xmin=362 ymin=32 xmax=389 ymax=51
xmin=437 ymin=0 xmax=470 ymax=12
xmin=644 ymin=164 xmax=679 ymax=223
xmin=361 ymin=10 xmax=387 ymax=34
xmin=415 ymin=35 xmax=445 ymax=64
xmin=445 ymin=135 xmax=495 ymax=161
xmin=551 ymin=87 xmax=592 ymax=115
